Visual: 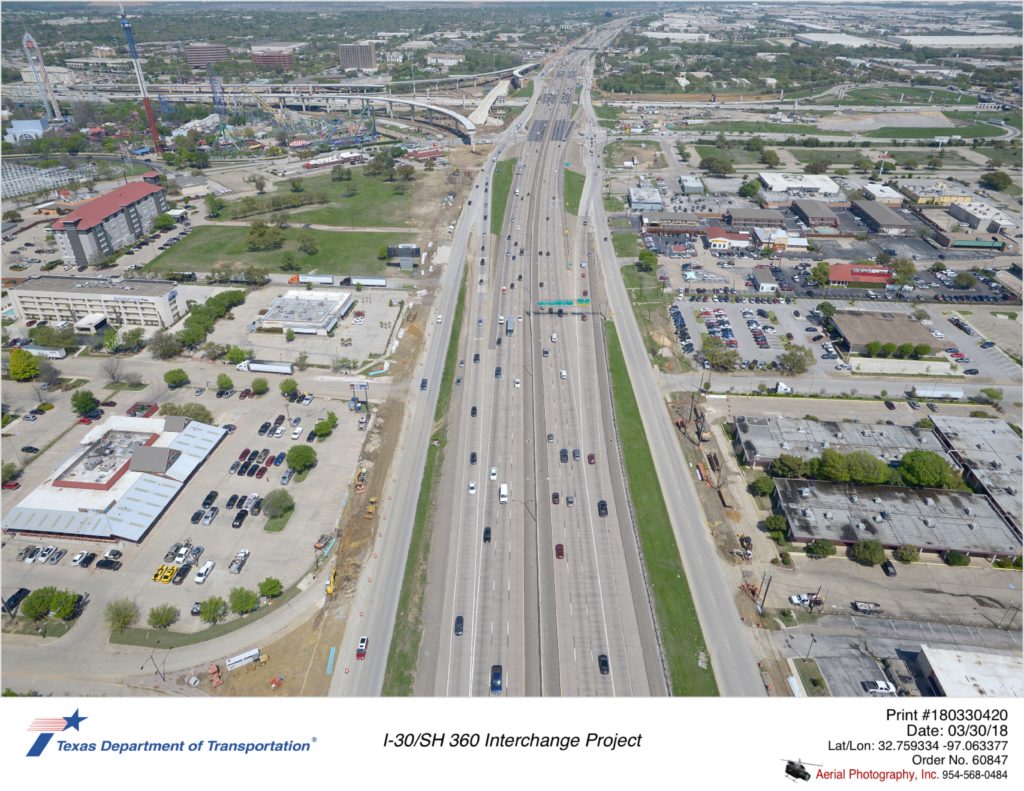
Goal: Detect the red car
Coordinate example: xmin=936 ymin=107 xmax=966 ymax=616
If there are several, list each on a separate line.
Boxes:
xmin=587 ymin=453 xmax=596 ymax=465
xmin=255 ymin=466 xmax=267 ymax=479
xmin=552 ymin=492 xmax=560 ymax=505
xmin=238 ymin=448 xmax=251 ymax=462
xmin=2 ymin=481 xmax=21 ymax=490
xmin=555 ymin=544 xmax=565 ymax=560
xmin=356 ymin=636 xmax=368 ymax=660
xmin=78 ymin=417 xmax=93 ymax=425
xmin=239 ymin=389 xmax=252 ymax=399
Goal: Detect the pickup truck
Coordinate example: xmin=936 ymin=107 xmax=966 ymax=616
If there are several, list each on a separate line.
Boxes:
xmin=228 ymin=549 xmax=250 ymax=574
xmin=852 ymin=601 xmax=883 ymax=614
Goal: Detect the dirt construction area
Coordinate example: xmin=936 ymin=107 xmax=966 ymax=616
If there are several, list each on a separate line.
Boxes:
xmin=818 ymin=110 xmax=954 ymax=132
xmin=604 ymin=140 xmax=666 ymax=171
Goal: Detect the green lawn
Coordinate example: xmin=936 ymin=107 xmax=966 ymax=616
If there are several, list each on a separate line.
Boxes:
xmin=264 ymin=510 xmax=293 ymax=533
xmin=697 ymin=121 xmax=826 ymax=135
xmin=866 ymin=121 xmax=1005 ymax=139
xmin=695 ymin=145 xmax=762 ymax=165
xmin=975 ymin=144 xmax=1023 ymax=167
xmin=605 ymin=322 xmax=718 ymax=696
xmin=510 ymin=80 xmax=534 ymax=99
xmin=490 ymin=158 xmax=516 ymax=237
xmin=595 ymin=104 xmax=624 ymax=121
xmin=266 ymin=169 xmax=417 ymax=227
xmin=789 ymin=149 xmax=867 ymax=165
xmin=612 ymin=232 xmax=639 ymax=257
xmin=563 ymin=169 xmax=585 ymax=216
xmin=145 ymin=225 xmax=410 ymax=275
xmin=603 ymin=194 xmax=625 ymax=212
xmin=835 ymin=87 xmax=977 ymax=106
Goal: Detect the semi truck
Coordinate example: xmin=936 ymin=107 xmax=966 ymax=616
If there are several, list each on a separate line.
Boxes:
xmin=910 ymin=386 xmax=964 ymax=401
xmin=287 ymin=274 xmax=334 ymax=285
xmin=505 ymin=317 xmax=515 ymax=337
xmin=24 ymin=345 xmax=67 ymax=359
xmin=236 ymin=359 xmax=294 ymax=375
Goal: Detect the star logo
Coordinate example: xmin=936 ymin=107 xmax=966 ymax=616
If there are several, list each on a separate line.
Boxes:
xmin=26 ymin=710 xmax=87 ymax=757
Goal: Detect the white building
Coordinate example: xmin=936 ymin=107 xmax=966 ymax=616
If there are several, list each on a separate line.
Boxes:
xmin=11 ymin=276 xmax=186 ymax=329
xmin=4 ymin=119 xmax=49 ymax=144
xmin=628 ymin=187 xmax=664 ymax=212
xmin=758 ymin=172 xmax=840 ymax=195
xmin=256 ymin=290 xmax=354 ymax=335
xmin=948 ymin=201 xmax=1017 ymax=233
xmin=426 ymin=52 xmax=465 ymax=68
xmin=862 ymin=182 xmax=905 ymax=206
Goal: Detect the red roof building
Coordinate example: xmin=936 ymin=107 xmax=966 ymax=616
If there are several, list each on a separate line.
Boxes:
xmin=704 ymin=225 xmax=751 ymax=250
xmin=828 ymin=263 xmax=894 ymax=285
xmin=406 ymin=148 xmax=444 ymax=160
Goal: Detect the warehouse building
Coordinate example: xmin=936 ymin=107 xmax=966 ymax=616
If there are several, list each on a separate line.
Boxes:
xmin=628 ymin=187 xmax=664 ymax=212
xmin=774 ymin=478 xmax=1021 ymax=558
xmin=184 ymin=42 xmax=229 ymax=69
xmin=831 ymin=310 xmax=935 ymax=354
xmin=3 ymin=416 xmax=226 ymax=543
xmin=11 ymin=276 xmax=186 ymax=329
xmin=792 ymin=199 xmax=839 ymax=228
xmin=255 ymin=290 xmax=354 ymax=335
xmin=726 ymin=208 xmax=785 ymax=229
xmin=947 ymin=201 xmax=1017 ymax=233
xmin=339 ymin=42 xmax=376 ymax=71
xmin=758 ymin=172 xmax=840 ymax=195
xmin=899 ymin=179 xmax=973 ymax=206
xmin=862 ymin=182 xmax=904 ymax=206
xmin=733 ymin=415 xmax=948 ymax=468
xmin=387 ymin=243 xmax=421 ymax=270
xmin=677 ymin=174 xmax=705 ymax=194
xmin=851 ymin=200 xmax=914 ymax=236
xmin=51 ymin=180 xmax=167 ymax=266
xmin=916 ymin=645 xmax=1023 ymax=698
xmin=930 ymin=415 xmax=1022 ymax=534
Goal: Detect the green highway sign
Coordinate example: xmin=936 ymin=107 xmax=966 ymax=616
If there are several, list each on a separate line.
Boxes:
xmin=576 ymin=298 xmax=591 ymax=305
xmin=537 ymin=300 xmax=574 ymax=307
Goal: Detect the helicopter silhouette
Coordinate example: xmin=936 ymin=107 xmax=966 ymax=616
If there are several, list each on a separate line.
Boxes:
xmin=782 ymin=758 xmax=822 ymax=782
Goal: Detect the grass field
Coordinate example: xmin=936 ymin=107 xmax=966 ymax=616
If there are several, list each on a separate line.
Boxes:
xmin=866 ymin=121 xmax=1005 ymax=139
xmin=563 ymin=169 xmax=584 ymax=216
xmin=696 ymin=120 xmax=825 ymax=135
xmin=621 ymin=265 xmax=677 ymax=371
xmin=603 ymin=194 xmax=625 ymax=212
xmin=695 ymin=144 xmax=761 ymax=165
xmin=612 ymin=232 xmax=639 ymax=257
xmin=975 ymin=144 xmax=1023 ymax=167
xmin=789 ymin=149 xmax=866 ymax=165
xmin=265 ymin=169 xmax=416 ymax=227
xmin=595 ymin=104 xmax=624 ymax=121
xmin=835 ymin=87 xmax=977 ymax=106
xmin=145 ymin=225 xmax=409 ymax=275
xmin=510 ymin=80 xmax=534 ymax=99
xmin=605 ymin=322 xmax=718 ymax=696
xmin=490 ymin=158 xmax=516 ymax=237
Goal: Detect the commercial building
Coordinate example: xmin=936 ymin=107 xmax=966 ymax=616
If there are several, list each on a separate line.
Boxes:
xmin=642 ymin=213 xmax=703 ymax=236
xmin=387 ymin=243 xmax=422 ymax=270
xmin=339 ymin=42 xmax=376 ymax=71
xmin=758 ymin=172 xmax=840 ymax=195
xmin=887 ymin=35 xmax=1021 ymax=49
xmin=828 ymin=263 xmax=894 ymax=286
xmin=794 ymin=33 xmax=879 ymax=48
xmin=792 ymin=200 xmax=839 ymax=228
xmin=65 ymin=57 xmax=139 ymax=75
xmin=51 ymin=181 xmax=168 ymax=266
xmin=628 ymin=187 xmax=664 ymax=212
xmin=916 ymin=646 xmax=1023 ymax=698
xmin=749 ymin=273 xmax=779 ymax=293
xmin=3 ymin=415 xmax=226 ymax=543
xmin=726 ymin=208 xmax=785 ymax=229
xmin=851 ymin=200 xmax=914 ymax=235
xmin=899 ymin=179 xmax=973 ymax=206
xmin=250 ymin=43 xmax=306 ymax=67
xmin=678 ymin=174 xmax=705 ymax=194
xmin=831 ymin=310 xmax=935 ymax=353
xmin=255 ymin=290 xmax=354 ymax=335
xmin=1 ymin=160 xmax=98 ymax=200
xmin=11 ymin=276 xmax=186 ymax=329
xmin=426 ymin=52 xmax=466 ymax=68
xmin=733 ymin=415 xmax=948 ymax=468
xmin=184 ymin=42 xmax=230 ymax=69
xmin=752 ymin=228 xmax=808 ymax=252
xmin=862 ymin=182 xmax=905 ymax=206
xmin=704 ymin=226 xmax=751 ymax=250
xmin=4 ymin=119 xmax=48 ymax=144
xmin=774 ymin=478 xmax=1021 ymax=558
xmin=947 ymin=201 xmax=1017 ymax=233
xmin=930 ymin=416 xmax=1022 ymax=534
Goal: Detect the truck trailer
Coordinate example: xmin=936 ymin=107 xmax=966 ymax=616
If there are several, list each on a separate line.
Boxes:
xmin=236 ymin=359 xmax=294 ymax=375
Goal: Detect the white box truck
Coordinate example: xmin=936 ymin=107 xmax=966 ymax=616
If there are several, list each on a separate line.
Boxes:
xmin=236 ymin=359 xmax=294 ymax=375
xmin=499 ymin=483 xmax=509 ymax=505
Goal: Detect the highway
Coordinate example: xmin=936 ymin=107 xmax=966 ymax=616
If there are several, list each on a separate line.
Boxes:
xmin=417 ymin=24 xmax=666 ymax=698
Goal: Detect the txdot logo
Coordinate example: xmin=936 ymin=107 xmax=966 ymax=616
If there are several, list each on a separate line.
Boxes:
xmin=26 ymin=709 xmax=87 ymax=757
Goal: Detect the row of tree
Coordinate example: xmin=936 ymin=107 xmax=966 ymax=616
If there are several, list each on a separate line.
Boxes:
xmin=770 ymin=448 xmax=965 ymax=490
xmin=861 ymin=341 xmax=933 ymax=359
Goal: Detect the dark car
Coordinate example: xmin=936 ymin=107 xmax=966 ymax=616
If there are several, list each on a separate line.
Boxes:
xmin=552 ymin=492 xmax=560 ymax=505
xmin=470 ymin=406 xmax=477 ymax=417
xmin=229 ymin=461 xmax=240 ymax=475
xmin=226 ymin=494 xmax=239 ymax=509
xmin=20 ymin=446 xmax=39 ymax=454
xmin=191 ymin=602 xmax=202 ymax=617
xmin=420 ymin=378 xmax=428 ymax=391
xmin=559 ymin=448 xmax=569 ymax=463
xmin=307 ymin=430 xmax=317 ymax=442
xmin=882 ymin=560 xmax=897 ymax=578
xmin=246 ymin=464 xmax=258 ymax=477
xmin=597 ymin=500 xmax=608 ymax=518
xmin=454 ymin=615 xmax=464 ymax=636
xmin=598 ymin=654 xmax=610 ymax=675
xmin=232 ymin=509 xmax=248 ymax=529
xmin=251 ymin=498 xmax=263 ymax=516
xmin=172 ymin=564 xmax=192 ymax=585
xmin=190 ymin=509 xmax=205 ymax=524
xmin=483 ymin=526 xmax=491 ymax=543
xmin=490 ymin=665 xmax=503 ymax=695
xmin=79 ymin=552 xmax=97 ymax=568
xmin=555 ymin=543 xmax=565 ymax=560
xmin=469 ymin=451 xmax=478 ymax=465
xmin=274 ymin=451 xmax=286 ymax=467
xmin=884 ymin=401 xmax=896 ymax=411
xmin=96 ymin=558 xmax=122 ymax=571
xmin=3 ymin=587 xmax=31 ymax=615
xmin=247 ymin=450 xmax=259 ymax=463
xmin=963 ymin=368 xmax=979 ymax=376
xmin=238 ymin=462 xmax=251 ymax=476
xmin=473 ymin=353 xmax=480 ymax=363
xmin=202 ymin=491 xmax=218 ymax=509
xmin=258 ymin=422 xmax=272 ymax=436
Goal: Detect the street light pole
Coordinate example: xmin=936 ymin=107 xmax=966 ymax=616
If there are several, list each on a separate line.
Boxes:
xmin=804 ymin=634 xmax=817 ymax=661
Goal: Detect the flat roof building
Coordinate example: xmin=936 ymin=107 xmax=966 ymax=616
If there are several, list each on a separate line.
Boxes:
xmin=917 ymin=645 xmax=1023 ymax=698
xmin=758 ymin=172 xmax=840 ymax=195
xmin=11 ymin=276 xmax=186 ymax=329
xmin=851 ymin=200 xmax=914 ymax=235
xmin=734 ymin=415 xmax=948 ymax=468
xmin=678 ymin=174 xmax=705 ymax=194
xmin=3 ymin=416 xmax=225 ymax=542
xmin=862 ymin=182 xmax=905 ymax=206
xmin=642 ymin=213 xmax=703 ymax=236
xmin=628 ymin=187 xmax=664 ymax=212
xmin=704 ymin=226 xmax=751 ymax=250
xmin=726 ymin=208 xmax=785 ymax=229
xmin=828 ymin=263 xmax=894 ymax=286
xmin=887 ymin=35 xmax=1021 ymax=49
xmin=794 ymin=33 xmax=879 ymax=48
xmin=930 ymin=415 xmax=1022 ymax=534
xmin=948 ymin=201 xmax=1017 ymax=233
xmin=185 ymin=43 xmax=229 ymax=69
xmin=831 ymin=310 xmax=935 ymax=353
xmin=899 ymin=179 xmax=974 ymax=206
xmin=792 ymin=200 xmax=839 ymax=228
xmin=250 ymin=43 xmax=306 ymax=67
xmin=51 ymin=180 xmax=167 ymax=266
xmin=256 ymin=290 xmax=354 ymax=335
xmin=339 ymin=42 xmax=376 ymax=71
xmin=774 ymin=478 xmax=1021 ymax=558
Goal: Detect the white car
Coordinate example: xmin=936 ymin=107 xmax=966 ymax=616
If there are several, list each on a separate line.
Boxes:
xmin=468 ymin=481 xmax=477 ymax=495
xmin=498 ymin=315 xmax=505 ymax=325
xmin=514 ymin=377 xmax=521 ymax=388
xmin=931 ymin=330 xmax=944 ymax=338
xmin=70 ymin=551 xmax=88 ymax=566
xmin=194 ymin=560 xmax=215 ymax=584
xmin=291 ymin=426 xmax=302 ymax=440
xmin=788 ymin=593 xmax=810 ymax=606
xmin=560 ymin=369 xmax=567 ymax=380
xmin=863 ymin=680 xmax=897 ymax=696
xmin=436 ymin=315 xmax=443 ymax=324
xmin=36 ymin=546 xmax=57 ymax=564
xmin=489 ymin=466 xmax=497 ymax=481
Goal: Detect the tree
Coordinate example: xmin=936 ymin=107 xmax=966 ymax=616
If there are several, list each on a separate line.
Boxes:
xmin=253 ymin=175 xmax=266 ymax=194
xmin=2 ymin=463 xmax=19 ymax=484
xmin=246 ymin=219 xmax=284 ymax=252
xmin=199 ymin=596 xmax=228 ymax=624
xmin=979 ymin=387 xmax=1003 ymax=405
xmin=216 ymin=373 xmax=233 ymax=390
xmin=298 ymin=233 xmax=318 ymax=256
xmin=104 ymin=597 xmax=139 ymax=633
xmin=71 ymin=390 xmax=99 ymax=415
xmin=943 ymin=550 xmax=971 ymax=567
xmin=159 ymin=403 xmax=215 ymax=423
xmin=259 ymin=577 xmax=284 ymax=598
xmin=816 ymin=301 xmax=836 ymax=320
xmin=225 ymin=346 xmax=247 ymax=365
xmin=738 ymin=179 xmax=761 ymax=199
xmin=636 ymin=249 xmax=658 ymax=272
xmin=880 ymin=342 xmax=898 ymax=358
xmin=894 ymin=545 xmax=920 ymax=564
xmin=281 ymin=251 xmax=300 ymax=271
xmin=759 ymin=148 xmax=781 ymax=168
xmin=205 ymin=194 xmax=226 ymax=218
xmin=286 ymin=444 xmax=317 ymax=472
xmin=49 ymin=589 xmax=79 ymax=621
xmin=262 ymin=489 xmax=295 ymax=518
xmin=699 ymin=156 xmax=734 ymax=175
xmin=8 ymin=348 xmax=39 ymax=381
xmin=279 ymin=378 xmax=298 ymax=396
xmin=751 ymin=476 xmax=775 ymax=497
xmin=929 ymin=262 xmax=946 ymax=273
xmin=396 ymin=163 xmax=416 ymax=181
xmin=890 ymin=257 xmax=915 ymax=286
xmin=808 ymin=261 xmax=831 ymax=287
xmin=121 ymin=327 xmax=144 ymax=352
xmin=100 ymin=357 xmax=126 ymax=385
xmin=805 ymin=539 xmax=836 ymax=558
xmin=148 ymin=330 xmax=182 ymax=360
xmin=912 ymin=343 xmax=931 ymax=358
xmin=377 ymin=245 xmax=389 ymax=261
xmin=2 ymin=209 xmax=22 ymax=223
xmin=864 ymin=340 xmax=883 ymax=358
xmin=979 ymin=170 xmax=1012 ymax=191
xmin=804 ymin=161 xmax=828 ymax=175
xmin=818 ymin=448 xmax=850 ymax=482
xmin=20 ymin=587 xmax=58 ymax=621
xmin=163 ymin=368 xmax=189 ymax=388
xmin=845 ymin=450 xmax=891 ymax=484
xmin=102 ymin=327 xmax=119 ymax=353
xmin=286 ymin=329 xmax=296 ymax=343
xmin=776 ymin=346 xmax=814 ymax=375
xmin=229 ymin=587 xmax=260 ymax=615
xmin=330 ymin=165 xmax=349 ymax=182
xmin=852 ymin=539 xmax=886 ymax=566
xmin=701 ymin=335 xmax=741 ymax=371
xmin=313 ymin=419 xmax=333 ymax=438
xmin=147 ymin=604 xmax=178 ymax=629
xmin=953 ymin=272 xmax=976 ymax=289
xmin=424 ymin=158 xmax=435 ymax=172
xmin=764 ymin=514 xmax=788 ymax=534
xmin=900 ymin=449 xmax=960 ymax=488
xmin=771 ymin=454 xmax=805 ymax=479
xmin=251 ymin=378 xmax=269 ymax=396
xmin=896 ymin=342 xmax=915 ymax=359
xmin=153 ymin=213 xmax=175 ymax=232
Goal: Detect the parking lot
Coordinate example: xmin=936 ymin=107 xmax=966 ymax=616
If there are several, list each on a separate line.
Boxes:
xmin=2 ymin=390 xmax=368 ymax=633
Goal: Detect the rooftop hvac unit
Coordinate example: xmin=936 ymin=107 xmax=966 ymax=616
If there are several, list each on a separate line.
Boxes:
xmin=924 ymin=497 xmax=935 ymax=506
xmin=968 ymin=522 xmax=978 ymax=530
xmin=800 ymin=487 xmax=811 ymax=497
xmin=803 ymin=509 xmax=814 ymax=519
xmin=873 ymin=497 xmax=882 ymax=504
xmin=850 ymin=494 xmax=859 ymax=503
xmin=923 ymin=517 xmax=935 ymax=527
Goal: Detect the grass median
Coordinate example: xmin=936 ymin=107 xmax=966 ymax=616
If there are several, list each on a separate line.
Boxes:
xmin=490 ymin=158 xmax=517 ymax=237
xmin=605 ymin=321 xmax=718 ymax=696
xmin=382 ymin=266 xmax=468 ymax=695
xmin=564 ymin=169 xmax=584 ymax=216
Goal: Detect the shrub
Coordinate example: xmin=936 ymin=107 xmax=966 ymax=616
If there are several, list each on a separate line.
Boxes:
xmin=764 ymin=514 xmax=788 ymax=534
xmin=262 ymin=489 xmax=295 ymax=518
xmin=104 ymin=597 xmax=139 ymax=633
xmin=199 ymin=596 xmax=228 ymax=624
xmin=259 ymin=577 xmax=284 ymax=598
xmin=852 ymin=540 xmax=886 ymax=566
xmin=147 ymin=604 xmax=178 ymax=629
xmin=751 ymin=476 xmax=775 ymax=497
xmin=894 ymin=545 xmax=920 ymax=564
xmin=805 ymin=540 xmax=836 ymax=558
xmin=229 ymin=587 xmax=260 ymax=615
xmin=943 ymin=550 xmax=971 ymax=567
xmin=251 ymin=378 xmax=269 ymax=396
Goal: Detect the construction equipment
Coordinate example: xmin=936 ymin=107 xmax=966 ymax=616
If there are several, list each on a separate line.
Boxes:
xmin=325 ymin=566 xmax=338 ymax=595
xmin=354 ymin=467 xmax=368 ymax=493
xmin=118 ymin=3 xmax=162 ymax=154
xmin=363 ymin=496 xmax=378 ymax=519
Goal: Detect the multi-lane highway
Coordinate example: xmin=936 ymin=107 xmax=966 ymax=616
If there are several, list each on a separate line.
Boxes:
xmin=418 ymin=27 xmax=666 ymax=697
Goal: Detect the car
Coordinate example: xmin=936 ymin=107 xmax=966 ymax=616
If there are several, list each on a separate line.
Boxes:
xmin=559 ymin=448 xmax=568 ymax=463
xmin=251 ymin=498 xmax=263 ymax=516
xmin=274 ymin=451 xmax=286 ymax=466
xmin=164 ymin=543 xmax=182 ymax=563
xmin=884 ymin=401 xmax=896 ymax=411
xmin=229 ymin=461 xmax=241 ymax=475
xmin=789 ymin=593 xmax=810 ymax=606
xmin=598 ymin=654 xmax=610 ymax=675
xmin=963 ymin=368 xmax=979 ymax=375
xmin=552 ymin=492 xmax=560 ymax=505
xmin=159 ymin=565 xmax=177 ymax=584
xmin=258 ymin=422 xmax=272 ymax=436
xmin=490 ymin=665 xmax=503 ymax=695
xmin=202 ymin=507 xmax=219 ymax=525
xmin=79 ymin=552 xmax=97 ymax=568
xmin=22 ymin=546 xmax=41 ymax=564
xmin=226 ymin=494 xmax=239 ymax=509
xmin=927 ymin=402 xmax=939 ymax=412
xmin=29 ymin=408 xmax=45 ymax=416
xmin=470 ymin=406 xmax=477 ymax=418
xmin=306 ymin=430 xmax=317 ymax=442
xmin=356 ymin=636 xmax=368 ymax=660
xmin=194 ymin=560 xmax=215 ymax=584
xmin=172 ymin=564 xmax=192 ymax=585
xmin=96 ymin=558 xmax=121 ymax=571
xmin=597 ymin=500 xmax=608 ymax=518
xmin=483 ymin=527 xmax=491 ymax=543
xmin=4 ymin=587 xmax=31 ymax=614
xmin=454 ymin=615 xmax=464 ymax=636
xmin=77 ymin=417 xmax=93 ymax=425
xmin=420 ymin=378 xmax=428 ymax=391
xmin=188 ymin=545 xmax=204 ymax=564
xmin=2 ymin=481 xmax=21 ymax=490
xmin=863 ymin=680 xmax=897 ymax=696
xmin=274 ymin=426 xmax=285 ymax=438
xmin=468 ymin=481 xmax=477 ymax=495
xmin=174 ymin=545 xmax=191 ymax=565
xmin=881 ymin=560 xmax=897 ymax=577
xmin=71 ymin=551 xmax=88 ymax=566
xmin=100 ymin=400 xmax=117 ymax=407
xmin=246 ymin=464 xmax=259 ymax=477
xmin=202 ymin=491 xmax=218 ymax=509
xmin=47 ymin=548 xmax=67 ymax=565
xmin=495 ymin=367 xmax=502 ymax=379
xmin=469 ymin=451 xmax=477 ymax=465
xmin=489 ymin=466 xmax=497 ymax=481
xmin=980 ymin=341 xmax=996 ymax=349
xmin=281 ymin=469 xmax=294 ymax=485
xmin=238 ymin=462 xmax=251 ymax=476
xmin=232 ymin=509 xmax=248 ymax=528
xmin=572 ymin=449 xmax=581 ymax=461
xmin=566 ymin=495 xmax=575 ymax=508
